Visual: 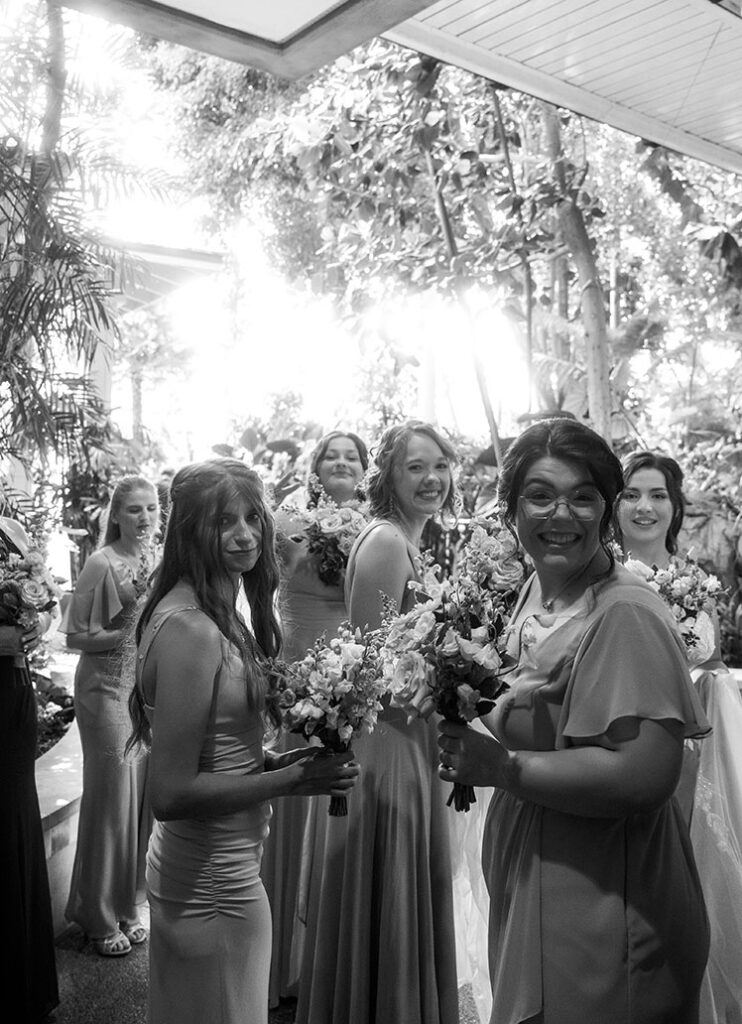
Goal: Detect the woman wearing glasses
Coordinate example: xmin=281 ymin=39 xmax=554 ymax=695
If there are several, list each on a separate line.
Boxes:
xmin=438 ymin=418 xmax=711 ymax=1024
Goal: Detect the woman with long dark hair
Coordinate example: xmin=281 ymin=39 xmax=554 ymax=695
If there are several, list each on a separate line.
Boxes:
xmin=127 ymin=458 xmax=357 ymax=1024
xmin=615 ymin=449 xmax=742 ymax=1023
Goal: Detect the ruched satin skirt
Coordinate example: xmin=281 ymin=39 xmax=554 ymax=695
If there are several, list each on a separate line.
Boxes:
xmin=147 ymin=817 xmax=271 ymax=1024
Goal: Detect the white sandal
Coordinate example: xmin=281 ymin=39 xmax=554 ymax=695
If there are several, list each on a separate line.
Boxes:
xmin=121 ymin=922 xmax=147 ymax=945
xmin=92 ymin=929 xmax=131 ymax=957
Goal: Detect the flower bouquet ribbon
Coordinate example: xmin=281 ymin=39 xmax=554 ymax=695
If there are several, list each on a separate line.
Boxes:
xmin=382 ymin=515 xmax=529 ymax=812
xmin=269 ymin=621 xmax=388 ymax=815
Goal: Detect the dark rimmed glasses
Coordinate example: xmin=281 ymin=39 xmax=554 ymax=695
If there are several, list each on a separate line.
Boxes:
xmin=518 ymin=489 xmax=605 ymax=521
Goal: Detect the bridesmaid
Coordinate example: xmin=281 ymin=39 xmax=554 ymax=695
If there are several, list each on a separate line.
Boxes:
xmin=126 ymin=458 xmax=358 ymax=1024
xmin=61 ymin=475 xmax=159 ymax=956
xmin=0 ymin=517 xmax=59 ymax=1022
xmin=438 ymin=420 xmax=710 ymax=1023
xmin=615 ymin=449 xmax=742 ymax=1023
xmin=263 ymin=429 xmax=368 ymax=1007
xmin=296 ymin=419 xmax=461 ymax=1024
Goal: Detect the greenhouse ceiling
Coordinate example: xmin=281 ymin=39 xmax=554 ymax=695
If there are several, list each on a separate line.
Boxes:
xmin=58 ymin=0 xmax=742 ymax=175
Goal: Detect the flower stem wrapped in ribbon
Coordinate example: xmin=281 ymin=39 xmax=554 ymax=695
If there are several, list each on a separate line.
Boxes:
xmin=382 ymin=514 xmax=530 ymax=812
xmin=269 ymin=621 xmax=388 ymax=815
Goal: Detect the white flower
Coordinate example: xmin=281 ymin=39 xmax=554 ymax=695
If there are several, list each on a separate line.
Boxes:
xmin=317 ymin=510 xmax=344 ymax=534
xmin=456 ymin=683 xmax=481 ymax=722
xmin=624 ymin=558 xmax=654 ymax=581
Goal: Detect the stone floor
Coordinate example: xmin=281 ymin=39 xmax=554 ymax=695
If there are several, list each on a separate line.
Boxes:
xmin=45 ymin=636 xmax=483 ymax=1024
xmin=52 ymin=903 xmax=481 ymax=1023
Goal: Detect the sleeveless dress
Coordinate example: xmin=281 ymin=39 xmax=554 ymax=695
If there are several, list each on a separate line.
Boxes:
xmin=60 ymin=546 xmax=150 ymax=940
xmin=138 ymin=604 xmax=273 ymax=1024
xmin=484 ymin=565 xmax=711 ymax=1024
xmin=295 ymin=520 xmax=459 ymax=1024
xmin=262 ymin=507 xmax=349 ymax=1007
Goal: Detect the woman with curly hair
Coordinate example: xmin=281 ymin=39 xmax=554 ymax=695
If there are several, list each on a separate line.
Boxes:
xmin=296 ymin=420 xmax=461 ymax=1024
xmin=127 ymin=458 xmax=358 ymax=1024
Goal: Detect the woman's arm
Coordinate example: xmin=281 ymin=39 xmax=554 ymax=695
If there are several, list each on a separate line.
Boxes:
xmin=66 ymin=626 xmax=123 ymax=653
xmin=439 ymin=714 xmax=684 ymax=818
xmin=347 ymin=525 xmax=412 ymax=631
xmin=146 ymin=611 xmax=358 ymax=821
xmin=64 ymin=550 xmax=125 ymax=652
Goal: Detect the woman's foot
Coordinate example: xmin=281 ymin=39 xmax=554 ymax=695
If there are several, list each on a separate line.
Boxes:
xmin=92 ymin=930 xmax=131 ymax=957
xmin=121 ymin=921 xmax=147 ymax=945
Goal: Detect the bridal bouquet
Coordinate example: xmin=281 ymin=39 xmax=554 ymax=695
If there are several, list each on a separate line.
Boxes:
xmin=624 ymin=556 xmax=722 ymax=666
xmin=381 ymin=514 xmax=529 ymax=811
xmin=0 ymin=545 xmax=61 ymax=631
xmin=283 ymin=497 xmax=368 ymax=586
xmin=269 ymin=621 xmax=388 ymax=815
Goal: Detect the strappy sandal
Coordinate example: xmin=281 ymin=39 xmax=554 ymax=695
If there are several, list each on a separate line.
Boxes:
xmin=121 ymin=922 xmax=147 ymax=945
xmin=92 ymin=930 xmax=131 ymax=957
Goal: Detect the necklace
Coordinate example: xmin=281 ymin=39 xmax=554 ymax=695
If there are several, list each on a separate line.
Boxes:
xmin=540 ymin=555 xmax=598 ymax=613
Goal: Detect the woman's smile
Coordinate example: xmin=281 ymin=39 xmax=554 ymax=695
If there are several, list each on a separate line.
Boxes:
xmin=539 ymin=529 xmax=581 ymax=547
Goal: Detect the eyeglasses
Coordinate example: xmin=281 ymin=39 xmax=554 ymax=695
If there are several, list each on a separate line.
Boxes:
xmin=518 ymin=490 xmax=605 ymax=521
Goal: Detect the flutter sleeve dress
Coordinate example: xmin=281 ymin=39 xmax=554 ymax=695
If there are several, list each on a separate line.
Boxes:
xmin=295 ymin=519 xmax=459 ymax=1024
xmin=261 ymin=506 xmax=351 ymax=1007
xmin=60 ymin=548 xmax=151 ymax=940
xmin=483 ymin=564 xmax=711 ymax=1024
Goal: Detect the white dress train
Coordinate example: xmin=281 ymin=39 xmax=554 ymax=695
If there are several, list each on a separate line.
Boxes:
xmin=689 ymin=666 xmax=742 ymax=1024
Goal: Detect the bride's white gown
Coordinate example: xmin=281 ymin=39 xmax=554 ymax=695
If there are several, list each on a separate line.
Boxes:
xmin=449 ymin=719 xmax=493 ymax=1024
xmin=689 ymin=665 xmax=742 ymax=1024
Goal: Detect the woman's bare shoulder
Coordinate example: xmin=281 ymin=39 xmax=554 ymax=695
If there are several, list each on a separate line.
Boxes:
xmin=150 ymin=603 xmax=220 ymax=648
xmin=357 ymin=520 xmax=408 ymax=555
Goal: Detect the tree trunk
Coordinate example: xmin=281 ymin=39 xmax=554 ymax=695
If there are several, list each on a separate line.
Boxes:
xmin=132 ymin=368 xmax=144 ymax=443
xmin=541 ymin=102 xmax=612 ymax=440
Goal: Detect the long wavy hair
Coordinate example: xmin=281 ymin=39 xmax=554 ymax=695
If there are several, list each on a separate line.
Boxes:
xmin=127 ymin=459 xmax=282 ymax=751
xmin=366 ymin=420 xmax=460 ymax=527
xmin=613 ymin=450 xmax=685 ymax=556
xmin=306 ymin=430 xmax=369 ymax=507
xmin=101 ymin=476 xmax=158 ymax=547
xmin=497 ymin=418 xmax=623 ymax=570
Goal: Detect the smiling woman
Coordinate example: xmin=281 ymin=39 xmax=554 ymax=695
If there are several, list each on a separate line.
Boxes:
xmin=295 ymin=420 xmax=461 ymax=1024
xmin=437 ymin=418 xmax=711 ymax=1023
